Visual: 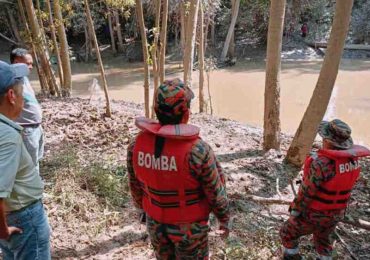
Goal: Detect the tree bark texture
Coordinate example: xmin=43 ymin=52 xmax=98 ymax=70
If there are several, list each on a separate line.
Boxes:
xmin=159 ymin=0 xmax=169 ymax=83
xmin=135 ymin=0 xmax=150 ymax=117
xmin=183 ymin=0 xmax=200 ymax=87
xmin=108 ymin=11 xmax=117 ymax=53
xmin=24 ymin=0 xmax=59 ymax=96
xmin=46 ymin=0 xmax=64 ymax=88
xmin=84 ymin=0 xmax=112 ymax=117
xmin=285 ymin=0 xmax=355 ymax=167
xmin=198 ymin=3 xmax=205 ymax=113
xmin=263 ymin=0 xmax=286 ymax=151
xmin=227 ymin=0 xmax=236 ymax=59
xmin=220 ymin=0 xmax=240 ymax=61
xmin=114 ymin=10 xmax=124 ymax=52
xmin=17 ymin=0 xmax=47 ymax=94
xmin=54 ymin=0 xmax=72 ymax=97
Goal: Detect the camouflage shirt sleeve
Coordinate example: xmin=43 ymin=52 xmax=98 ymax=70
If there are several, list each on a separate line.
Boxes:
xmin=127 ymin=139 xmax=143 ymax=209
xmin=292 ymin=155 xmax=336 ymax=213
xmin=189 ymin=139 xmax=230 ymax=227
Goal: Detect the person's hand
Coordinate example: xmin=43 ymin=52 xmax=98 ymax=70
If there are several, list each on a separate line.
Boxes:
xmin=0 ymin=226 xmax=22 ymax=240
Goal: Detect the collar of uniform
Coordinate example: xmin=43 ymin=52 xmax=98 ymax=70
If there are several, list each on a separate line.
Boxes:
xmin=0 ymin=113 xmax=23 ymax=132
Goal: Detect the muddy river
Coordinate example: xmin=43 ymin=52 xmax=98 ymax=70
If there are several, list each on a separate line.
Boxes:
xmin=25 ymin=56 xmax=370 ymax=146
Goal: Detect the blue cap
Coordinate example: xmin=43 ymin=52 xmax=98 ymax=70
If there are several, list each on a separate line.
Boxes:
xmin=0 ymin=61 xmax=29 ymax=94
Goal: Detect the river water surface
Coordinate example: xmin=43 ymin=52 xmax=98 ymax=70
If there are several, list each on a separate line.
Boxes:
xmin=28 ymin=57 xmax=370 ymax=146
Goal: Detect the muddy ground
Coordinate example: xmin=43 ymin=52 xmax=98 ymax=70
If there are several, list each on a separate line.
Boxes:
xmin=34 ymin=98 xmax=370 ymax=260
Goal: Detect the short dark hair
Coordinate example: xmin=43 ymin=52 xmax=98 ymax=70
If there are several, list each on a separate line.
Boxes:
xmin=10 ymin=48 xmax=29 ymax=64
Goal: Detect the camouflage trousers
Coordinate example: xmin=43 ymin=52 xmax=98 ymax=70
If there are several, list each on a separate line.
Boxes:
xmin=280 ymin=210 xmax=344 ymax=256
xmin=146 ymin=216 xmax=209 ymax=260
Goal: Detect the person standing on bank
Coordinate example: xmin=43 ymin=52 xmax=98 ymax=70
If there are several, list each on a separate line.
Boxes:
xmin=127 ymin=79 xmax=230 ymax=259
xmin=280 ymin=119 xmax=370 ymax=260
xmin=10 ymin=48 xmax=44 ymax=171
xmin=0 ymin=61 xmax=51 ymax=259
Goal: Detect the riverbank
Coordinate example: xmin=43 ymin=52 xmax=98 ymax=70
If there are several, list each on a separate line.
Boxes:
xmin=40 ymin=98 xmax=370 ymax=259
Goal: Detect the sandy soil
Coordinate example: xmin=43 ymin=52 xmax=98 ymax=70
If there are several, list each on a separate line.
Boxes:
xmin=37 ymin=98 xmax=370 ymax=260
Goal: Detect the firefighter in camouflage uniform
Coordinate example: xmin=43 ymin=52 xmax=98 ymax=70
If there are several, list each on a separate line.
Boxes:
xmin=280 ymin=119 xmax=370 ymax=260
xmin=127 ymin=79 xmax=230 ymax=259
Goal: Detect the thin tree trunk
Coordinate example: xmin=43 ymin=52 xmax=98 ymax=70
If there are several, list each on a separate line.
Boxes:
xmin=46 ymin=0 xmax=64 ymax=88
xmin=84 ymin=26 xmax=90 ymax=62
xmin=210 ymin=17 xmax=215 ymax=46
xmin=24 ymin=0 xmax=60 ymax=96
xmin=220 ymin=0 xmax=240 ymax=61
xmin=108 ymin=11 xmax=117 ymax=53
xmin=17 ymin=0 xmax=47 ymax=94
xmin=159 ymin=0 xmax=169 ymax=83
xmin=285 ymin=0 xmax=355 ymax=167
xmin=6 ymin=7 xmax=22 ymax=43
xmin=114 ymin=10 xmax=124 ymax=52
xmin=151 ymin=0 xmax=161 ymax=119
xmin=198 ymin=3 xmax=205 ymax=113
xmin=204 ymin=16 xmax=211 ymax=53
xmin=263 ymin=0 xmax=286 ymax=151
xmin=84 ymin=0 xmax=112 ymax=117
xmin=54 ymin=0 xmax=72 ymax=97
xmin=180 ymin=2 xmax=186 ymax=61
xmin=183 ymin=0 xmax=200 ymax=87
xmin=228 ymin=0 xmax=236 ymax=59
xmin=135 ymin=0 xmax=150 ymax=117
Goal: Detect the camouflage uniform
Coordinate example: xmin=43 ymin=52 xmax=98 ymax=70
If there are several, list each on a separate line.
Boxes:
xmin=280 ymin=119 xmax=355 ymax=259
xmin=127 ymin=79 xmax=230 ymax=259
xmin=280 ymin=155 xmax=345 ymax=256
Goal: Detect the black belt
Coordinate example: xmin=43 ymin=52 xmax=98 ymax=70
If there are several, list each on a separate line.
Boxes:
xmin=21 ymin=123 xmax=41 ymax=128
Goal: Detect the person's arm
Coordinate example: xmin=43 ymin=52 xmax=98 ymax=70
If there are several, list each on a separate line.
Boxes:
xmin=0 ymin=199 xmax=22 ymax=239
xmin=291 ymin=158 xmax=334 ymax=214
xmin=189 ymin=141 xmax=230 ymax=234
xmin=0 ymin=138 xmax=24 ymax=239
xmin=127 ymin=139 xmax=143 ymax=210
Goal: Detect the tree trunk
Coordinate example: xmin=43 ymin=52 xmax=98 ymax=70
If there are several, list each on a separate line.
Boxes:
xmin=108 ymin=11 xmax=117 ymax=53
xmin=220 ymin=0 xmax=240 ymax=61
xmin=180 ymin=1 xmax=186 ymax=61
xmin=6 ymin=6 xmax=22 ymax=43
xmin=210 ymin=17 xmax=215 ymax=46
xmin=135 ymin=0 xmax=150 ymax=118
xmin=84 ymin=0 xmax=112 ymax=117
xmin=198 ymin=3 xmax=205 ymax=113
xmin=228 ymin=0 xmax=236 ymax=59
xmin=46 ymin=0 xmax=64 ymax=88
xmin=114 ymin=10 xmax=124 ymax=52
xmin=285 ymin=0 xmax=355 ymax=167
xmin=84 ymin=26 xmax=90 ymax=62
xmin=183 ymin=0 xmax=200 ymax=87
xmin=151 ymin=0 xmax=161 ymax=119
xmin=159 ymin=0 xmax=169 ymax=83
xmin=17 ymin=0 xmax=47 ymax=95
xmin=263 ymin=0 xmax=286 ymax=151
xmin=24 ymin=0 xmax=60 ymax=96
xmin=54 ymin=0 xmax=72 ymax=97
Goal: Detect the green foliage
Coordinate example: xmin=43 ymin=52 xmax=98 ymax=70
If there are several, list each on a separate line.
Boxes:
xmin=83 ymin=163 xmax=130 ymax=207
xmin=351 ymin=0 xmax=370 ymax=44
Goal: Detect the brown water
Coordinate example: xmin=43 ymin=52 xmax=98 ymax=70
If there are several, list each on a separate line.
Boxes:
xmin=26 ymin=57 xmax=370 ymax=146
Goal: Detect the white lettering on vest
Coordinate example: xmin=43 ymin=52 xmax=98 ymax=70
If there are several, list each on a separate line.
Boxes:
xmin=137 ymin=152 xmax=178 ymax=171
xmin=138 ymin=152 xmax=145 ymax=167
xmin=339 ymin=160 xmax=359 ymax=174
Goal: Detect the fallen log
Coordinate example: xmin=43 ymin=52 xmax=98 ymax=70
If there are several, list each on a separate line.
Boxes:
xmin=306 ymin=41 xmax=370 ymax=51
xmin=246 ymin=195 xmax=370 ymax=231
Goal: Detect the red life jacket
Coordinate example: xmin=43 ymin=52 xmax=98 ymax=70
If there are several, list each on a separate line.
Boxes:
xmin=132 ymin=117 xmax=211 ymax=224
xmin=303 ymin=145 xmax=370 ymax=211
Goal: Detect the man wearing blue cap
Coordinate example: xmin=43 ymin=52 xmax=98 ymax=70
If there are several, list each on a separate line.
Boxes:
xmin=0 ymin=61 xmax=50 ymax=259
xmin=11 ymin=48 xmax=44 ymax=171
